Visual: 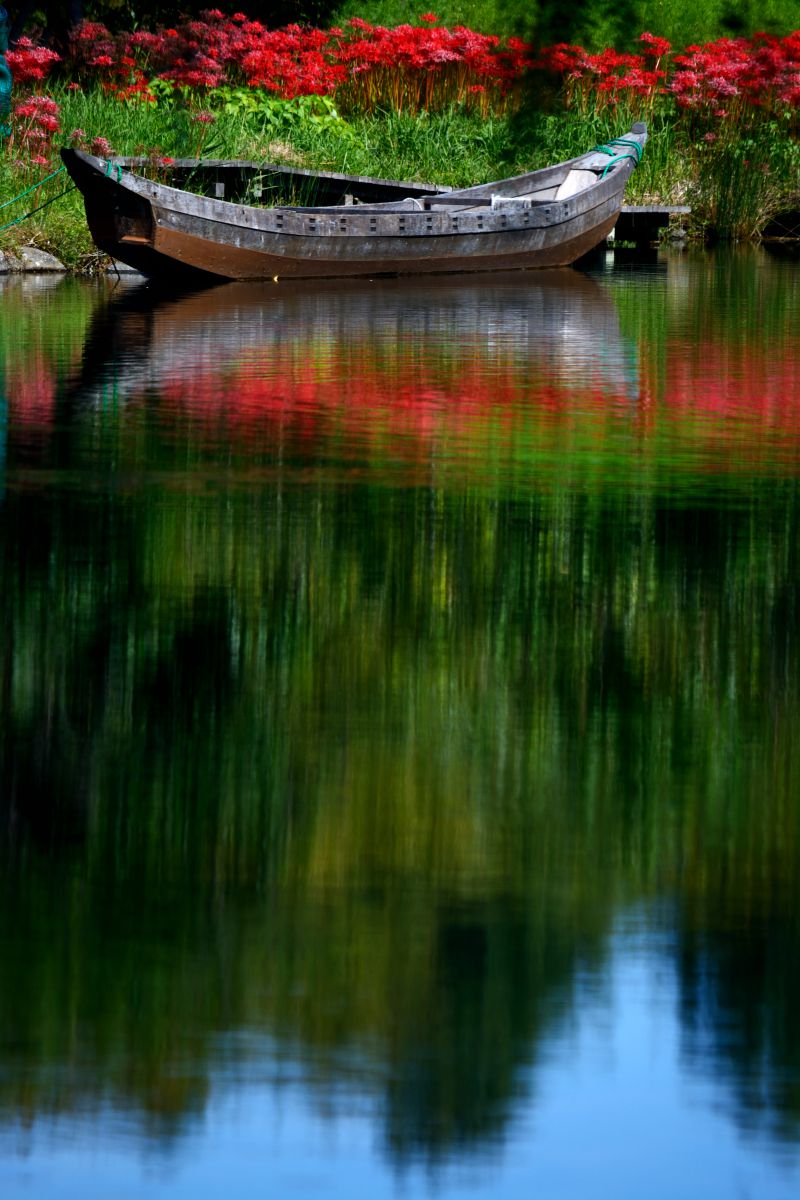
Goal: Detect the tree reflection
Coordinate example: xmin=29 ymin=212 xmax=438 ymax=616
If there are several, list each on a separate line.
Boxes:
xmin=0 ymin=258 xmax=799 ymax=1161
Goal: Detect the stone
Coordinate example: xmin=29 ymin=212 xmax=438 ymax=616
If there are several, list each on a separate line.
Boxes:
xmin=16 ymin=245 xmax=66 ymax=272
xmin=0 ymin=248 xmax=21 ymax=272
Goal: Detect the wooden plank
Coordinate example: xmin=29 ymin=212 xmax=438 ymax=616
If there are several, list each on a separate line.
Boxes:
xmin=620 ymin=205 xmax=691 ymax=214
xmin=111 ymin=156 xmax=450 ymax=202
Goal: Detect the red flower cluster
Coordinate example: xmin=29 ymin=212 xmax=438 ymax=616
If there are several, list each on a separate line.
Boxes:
xmin=4 ymin=12 xmax=799 ymax=129
xmin=5 ymin=12 xmax=531 ymax=112
xmin=535 ymin=29 xmax=800 ymax=124
xmin=9 ymin=94 xmax=61 ymax=166
xmin=334 ymin=20 xmax=532 ymax=113
xmin=5 ymin=37 xmax=60 ymax=84
xmin=111 ymin=12 xmax=532 ymax=109
xmin=535 ymin=33 xmax=672 ymax=113
xmin=669 ymin=32 xmax=800 ymax=120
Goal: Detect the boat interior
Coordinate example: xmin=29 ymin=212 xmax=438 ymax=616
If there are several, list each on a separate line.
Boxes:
xmin=111 ymin=156 xmax=607 ymax=214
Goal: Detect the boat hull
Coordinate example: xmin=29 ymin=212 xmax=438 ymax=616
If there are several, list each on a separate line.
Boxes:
xmin=130 ymin=210 xmax=620 ymax=280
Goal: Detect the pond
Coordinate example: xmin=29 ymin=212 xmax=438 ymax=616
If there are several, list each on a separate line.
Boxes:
xmin=1 ymin=248 xmax=799 ymax=1198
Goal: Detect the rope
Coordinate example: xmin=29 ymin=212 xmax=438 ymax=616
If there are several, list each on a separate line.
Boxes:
xmin=600 ymin=153 xmax=641 ymax=178
xmin=0 ymin=163 xmax=66 ymax=212
xmin=594 ymin=138 xmax=644 ymax=164
xmin=0 ymin=157 xmax=123 ymax=234
xmin=0 ymin=182 xmax=76 ymax=233
xmin=593 ymin=137 xmax=644 ymax=178
xmin=608 ymin=137 xmax=644 ymax=162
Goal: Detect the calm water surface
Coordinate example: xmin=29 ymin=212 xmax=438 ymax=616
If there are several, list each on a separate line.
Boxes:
xmin=1 ymin=249 xmax=799 ymax=1198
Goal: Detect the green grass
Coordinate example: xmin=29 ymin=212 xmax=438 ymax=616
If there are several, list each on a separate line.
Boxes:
xmin=330 ymin=0 xmax=532 ymax=37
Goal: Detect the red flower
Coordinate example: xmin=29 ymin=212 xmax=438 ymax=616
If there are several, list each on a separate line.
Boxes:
xmin=639 ymin=31 xmax=671 ymax=57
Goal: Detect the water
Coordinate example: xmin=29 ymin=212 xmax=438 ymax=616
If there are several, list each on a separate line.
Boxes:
xmin=1 ymin=248 xmax=799 ymax=1198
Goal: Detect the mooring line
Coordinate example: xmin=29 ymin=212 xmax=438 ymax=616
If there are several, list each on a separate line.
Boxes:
xmin=0 ymin=163 xmax=67 ymax=212
xmin=0 ymin=182 xmax=76 ymax=233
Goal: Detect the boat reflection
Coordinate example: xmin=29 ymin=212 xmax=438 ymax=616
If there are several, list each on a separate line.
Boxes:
xmin=66 ymin=270 xmax=637 ymax=441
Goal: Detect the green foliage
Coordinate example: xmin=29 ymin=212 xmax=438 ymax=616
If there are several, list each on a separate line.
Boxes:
xmin=331 ymin=0 xmax=533 ymax=35
xmin=207 ymin=86 xmax=356 ymax=141
xmin=330 ymin=0 xmax=800 ymax=47
xmin=288 ymin=105 xmax=508 ymax=184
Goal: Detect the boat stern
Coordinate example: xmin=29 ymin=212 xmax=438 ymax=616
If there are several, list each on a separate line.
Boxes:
xmin=61 ymin=148 xmax=157 ymax=268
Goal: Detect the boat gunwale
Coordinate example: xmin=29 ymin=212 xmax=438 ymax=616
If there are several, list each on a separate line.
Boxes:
xmin=62 ymin=129 xmax=643 ymax=230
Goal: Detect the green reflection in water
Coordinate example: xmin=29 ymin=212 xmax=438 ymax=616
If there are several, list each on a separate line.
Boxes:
xmin=0 ymin=254 xmax=799 ymax=1168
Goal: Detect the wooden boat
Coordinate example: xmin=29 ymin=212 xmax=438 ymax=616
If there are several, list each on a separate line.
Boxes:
xmin=61 ymin=123 xmax=646 ymax=284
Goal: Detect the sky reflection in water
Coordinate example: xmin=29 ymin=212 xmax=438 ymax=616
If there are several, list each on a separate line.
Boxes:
xmin=2 ymin=910 xmax=798 ymax=1200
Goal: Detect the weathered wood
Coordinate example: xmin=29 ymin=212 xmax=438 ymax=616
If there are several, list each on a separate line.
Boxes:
xmin=62 ymin=123 xmax=647 ymax=283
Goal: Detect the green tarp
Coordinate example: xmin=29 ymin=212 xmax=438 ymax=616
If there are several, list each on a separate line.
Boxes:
xmin=0 ymin=7 xmax=12 ymax=138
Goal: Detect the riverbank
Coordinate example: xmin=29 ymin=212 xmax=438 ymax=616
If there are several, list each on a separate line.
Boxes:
xmin=1 ymin=17 xmax=798 ymax=268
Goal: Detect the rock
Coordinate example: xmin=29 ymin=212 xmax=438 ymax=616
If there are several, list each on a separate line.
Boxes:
xmin=0 ymin=249 xmax=22 ymax=272
xmin=16 ymin=246 xmax=66 ymax=272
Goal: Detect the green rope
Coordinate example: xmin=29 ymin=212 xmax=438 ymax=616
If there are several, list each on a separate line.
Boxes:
xmin=608 ymin=137 xmax=644 ymax=162
xmin=0 ymin=164 xmax=67 ymax=212
xmin=592 ymin=137 xmax=643 ymax=179
xmin=0 ymin=182 xmax=76 ymax=233
xmin=594 ymin=138 xmax=644 ymax=164
xmin=104 ymin=159 xmax=123 ymax=183
xmin=600 ymin=152 xmax=640 ymax=178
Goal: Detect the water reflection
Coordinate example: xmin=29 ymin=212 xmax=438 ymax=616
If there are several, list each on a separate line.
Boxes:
xmin=1 ymin=254 xmax=799 ymax=1196
xmin=9 ymin=269 xmax=641 ymax=493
